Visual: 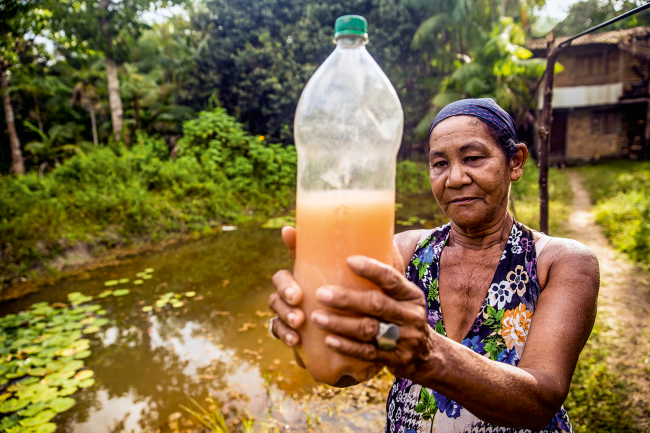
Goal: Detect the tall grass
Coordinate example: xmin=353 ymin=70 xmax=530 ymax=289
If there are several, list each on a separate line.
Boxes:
xmin=575 ymin=161 xmax=650 ymax=268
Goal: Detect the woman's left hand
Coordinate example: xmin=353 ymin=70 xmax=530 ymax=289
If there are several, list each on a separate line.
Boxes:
xmin=311 ymin=255 xmax=436 ymax=379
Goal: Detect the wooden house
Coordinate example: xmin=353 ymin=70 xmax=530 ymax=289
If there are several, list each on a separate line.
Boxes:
xmin=529 ymin=27 xmax=650 ymax=164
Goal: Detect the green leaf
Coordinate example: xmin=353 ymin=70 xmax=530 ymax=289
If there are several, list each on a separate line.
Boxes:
xmin=104 ymin=280 xmax=118 ymax=287
xmin=20 ymin=409 xmax=56 ymax=426
xmin=74 ymin=370 xmax=94 ymax=381
xmin=17 ymin=402 xmax=47 ymax=417
xmin=112 ymin=289 xmax=130 ymax=297
xmin=0 ymin=398 xmax=30 ymax=413
xmin=77 ymin=378 xmax=95 ymax=388
xmin=33 ymin=422 xmax=57 ymax=433
xmin=49 ymin=397 xmax=75 ymax=413
xmin=414 ymin=403 xmax=427 ymax=413
xmin=73 ymin=350 xmax=91 ymax=360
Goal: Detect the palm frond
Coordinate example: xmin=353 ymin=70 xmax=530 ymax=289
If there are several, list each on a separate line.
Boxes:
xmin=411 ymin=13 xmax=451 ymax=50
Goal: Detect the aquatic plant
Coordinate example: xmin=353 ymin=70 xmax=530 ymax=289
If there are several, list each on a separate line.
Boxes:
xmin=0 ymin=292 xmax=114 ymax=432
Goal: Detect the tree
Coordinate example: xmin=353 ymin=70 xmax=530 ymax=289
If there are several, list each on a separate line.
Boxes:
xmin=555 ymin=0 xmax=650 ymax=36
xmin=69 ymin=59 xmax=105 ymax=147
xmin=0 ymin=0 xmax=50 ymax=175
xmin=49 ymin=0 xmax=182 ymax=142
xmin=185 ymin=0 xmax=424 ymax=143
xmin=414 ymin=19 xmax=553 ymax=138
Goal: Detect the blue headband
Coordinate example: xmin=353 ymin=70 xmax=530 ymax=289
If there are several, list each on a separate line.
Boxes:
xmin=428 ymin=98 xmax=518 ymax=143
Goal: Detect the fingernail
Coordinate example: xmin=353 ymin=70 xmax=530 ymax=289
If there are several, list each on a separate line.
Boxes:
xmin=286 ymin=334 xmax=297 ymax=347
xmin=312 ymin=312 xmax=329 ymax=326
xmin=325 ymin=335 xmax=340 ymax=348
xmin=316 ymin=288 xmax=333 ymax=302
xmin=285 ymin=287 xmax=296 ymax=302
xmin=347 ymin=256 xmax=364 ymax=269
xmin=287 ymin=312 xmax=297 ymax=327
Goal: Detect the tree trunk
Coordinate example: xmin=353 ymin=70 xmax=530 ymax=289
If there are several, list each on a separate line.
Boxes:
xmin=538 ymin=31 xmax=559 ymax=235
xmin=33 ymin=94 xmax=43 ymax=133
xmin=105 ymin=57 xmax=123 ymax=142
xmin=100 ymin=0 xmax=123 ymax=142
xmin=134 ymin=94 xmax=141 ymax=131
xmin=88 ymin=102 xmax=98 ymax=147
xmin=1 ymin=69 xmax=25 ymax=175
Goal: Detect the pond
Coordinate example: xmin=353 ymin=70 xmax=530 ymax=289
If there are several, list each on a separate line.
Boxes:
xmin=0 ymin=194 xmax=446 ymax=432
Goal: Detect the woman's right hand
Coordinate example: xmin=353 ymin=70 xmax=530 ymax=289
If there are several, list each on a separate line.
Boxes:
xmin=268 ymin=226 xmax=305 ymax=349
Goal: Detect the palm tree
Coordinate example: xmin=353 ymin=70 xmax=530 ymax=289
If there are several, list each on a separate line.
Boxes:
xmin=69 ymin=60 xmax=105 ymax=147
xmin=414 ymin=19 xmax=554 ymax=138
xmin=23 ymin=121 xmax=90 ymax=176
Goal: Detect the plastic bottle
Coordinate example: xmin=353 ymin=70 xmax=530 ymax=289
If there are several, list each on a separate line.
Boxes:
xmin=293 ymin=15 xmax=404 ymax=387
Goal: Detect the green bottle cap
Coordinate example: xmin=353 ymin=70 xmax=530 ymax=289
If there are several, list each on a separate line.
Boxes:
xmin=334 ymin=15 xmax=368 ymax=39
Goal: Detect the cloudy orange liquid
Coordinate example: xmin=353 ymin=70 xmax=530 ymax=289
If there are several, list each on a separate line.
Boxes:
xmin=294 ymin=190 xmax=395 ymax=386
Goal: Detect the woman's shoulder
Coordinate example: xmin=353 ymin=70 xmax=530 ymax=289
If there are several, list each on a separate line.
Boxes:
xmin=394 ymin=225 xmax=449 ymax=268
xmin=534 ymin=234 xmax=599 ymax=289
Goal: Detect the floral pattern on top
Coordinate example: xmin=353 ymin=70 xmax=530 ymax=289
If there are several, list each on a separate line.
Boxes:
xmin=385 ymin=221 xmax=573 ymax=433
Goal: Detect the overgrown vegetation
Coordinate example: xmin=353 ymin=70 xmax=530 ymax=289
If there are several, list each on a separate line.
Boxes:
xmin=511 ymin=160 xmax=574 ymax=237
xmin=0 ymin=109 xmax=296 ymax=286
xmin=565 ymin=319 xmax=639 ymax=433
xmin=575 ymin=161 xmax=650 ymax=267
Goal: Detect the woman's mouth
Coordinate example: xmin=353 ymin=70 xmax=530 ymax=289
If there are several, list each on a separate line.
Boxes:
xmin=449 ymin=197 xmax=479 ymax=205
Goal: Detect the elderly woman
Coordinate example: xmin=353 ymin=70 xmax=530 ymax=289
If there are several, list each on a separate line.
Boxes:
xmin=268 ymin=98 xmax=599 ymax=433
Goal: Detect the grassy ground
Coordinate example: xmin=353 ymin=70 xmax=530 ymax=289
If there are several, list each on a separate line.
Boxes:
xmin=574 ymin=161 xmax=650 ymax=268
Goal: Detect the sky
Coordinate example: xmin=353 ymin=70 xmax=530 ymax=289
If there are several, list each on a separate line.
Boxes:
xmin=542 ymin=0 xmax=585 ymax=20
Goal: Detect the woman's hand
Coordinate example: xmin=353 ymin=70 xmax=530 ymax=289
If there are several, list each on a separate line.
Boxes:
xmin=312 ymin=255 xmax=436 ymax=379
xmin=268 ymin=226 xmax=305 ymax=349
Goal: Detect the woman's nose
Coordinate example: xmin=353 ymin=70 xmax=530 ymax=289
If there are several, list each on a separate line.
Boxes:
xmin=446 ymin=163 xmax=470 ymax=188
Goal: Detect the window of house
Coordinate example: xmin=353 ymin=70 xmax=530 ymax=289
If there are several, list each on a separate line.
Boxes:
xmin=591 ymin=110 xmax=621 ymax=135
xmin=575 ymin=53 xmax=606 ymax=76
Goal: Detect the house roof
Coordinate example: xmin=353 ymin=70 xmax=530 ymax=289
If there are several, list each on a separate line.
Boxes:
xmin=527 ymin=26 xmax=650 ymax=51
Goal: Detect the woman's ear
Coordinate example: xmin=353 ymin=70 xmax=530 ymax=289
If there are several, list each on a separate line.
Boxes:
xmin=510 ymin=143 xmax=528 ymax=182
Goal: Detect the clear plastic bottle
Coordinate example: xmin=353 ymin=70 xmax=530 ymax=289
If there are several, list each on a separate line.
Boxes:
xmin=293 ymin=15 xmax=404 ymax=387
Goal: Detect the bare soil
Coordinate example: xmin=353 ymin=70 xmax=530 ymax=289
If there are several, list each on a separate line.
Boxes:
xmin=566 ymin=171 xmax=650 ymax=430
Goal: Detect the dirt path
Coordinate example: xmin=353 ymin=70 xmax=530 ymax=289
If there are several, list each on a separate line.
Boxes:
xmin=566 ymin=171 xmax=650 ymax=429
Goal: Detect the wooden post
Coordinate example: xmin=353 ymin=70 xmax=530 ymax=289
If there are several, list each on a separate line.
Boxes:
xmin=538 ymin=31 xmax=559 ymax=235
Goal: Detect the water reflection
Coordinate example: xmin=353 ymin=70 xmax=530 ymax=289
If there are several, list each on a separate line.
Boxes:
xmin=0 ymin=194 xmax=446 ymax=432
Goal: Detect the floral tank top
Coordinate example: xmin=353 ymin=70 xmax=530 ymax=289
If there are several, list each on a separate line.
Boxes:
xmin=385 ymin=221 xmax=573 ymax=433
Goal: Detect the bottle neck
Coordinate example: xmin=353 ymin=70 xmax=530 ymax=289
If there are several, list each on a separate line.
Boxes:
xmin=335 ymin=35 xmax=368 ymax=48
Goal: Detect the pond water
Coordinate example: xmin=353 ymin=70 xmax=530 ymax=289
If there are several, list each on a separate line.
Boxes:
xmin=0 ymin=194 xmax=446 ymax=432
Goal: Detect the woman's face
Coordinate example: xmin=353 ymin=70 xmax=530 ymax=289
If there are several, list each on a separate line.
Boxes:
xmin=428 ymin=116 xmax=525 ymax=230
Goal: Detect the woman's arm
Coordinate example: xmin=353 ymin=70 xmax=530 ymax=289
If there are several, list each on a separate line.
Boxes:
xmin=312 ymin=238 xmax=599 ymax=429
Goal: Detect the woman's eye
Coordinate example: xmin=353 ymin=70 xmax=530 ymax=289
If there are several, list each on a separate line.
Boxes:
xmin=465 ymin=156 xmax=482 ymax=163
xmin=431 ymin=161 xmax=447 ymax=168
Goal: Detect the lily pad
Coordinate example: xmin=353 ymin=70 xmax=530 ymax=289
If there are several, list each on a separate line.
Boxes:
xmin=141 ymin=274 xmax=153 ymax=280
xmin=79 ymin=317 xmax=95 ymax=326
xmin=104 ymin=280 xmax=119 ymax=287
xmin=28 ymin=368 xmax=48 ymax=377
xmin=155 ymin=300 xmax=168 ymax=308
xmin=34 ymin=422 xmax=57 ymax=433
xmin=118 ymin=278 xmax=130 ymax=284
xmin=184 ymin=291 xmax=196 ymax=298
xmin=133 ymin=280 xmax=144 ymax=285
xmin=77 ymin=378 xmax=95 ymax=388
xmin=74 ymin=370 xmax=94 ymax=381
xmin=144 ymin=268 xmax=154 ymax=273
xmin=84 ymin=305 xmax=101 ymax=312
xmin=0 ymin=394 xmax=11 ymax=402
xmin=0 ymin=398 xmax=30 ymax=413
xmin=45 ymin=361 xmax=63 ymax=373
xmin=49 ymin=397 xmax=75 ymax=413
xmin=97 ymin=290 xmax=113 ymax=298
xmin=60 ymin=360 xmax=84 ymax=372
xmin=73 ymin=351 xmax=91 ymax=360
xmin=21 ymin=377 xmax=40 ymax=386
xmin=17 ymin=402 xmax=47 ymax=417
xmin=19 ymin=408 xmax=56 ymax=426
xmin=82 ymin=326 xmax=100 ymax=334
xmin=96 ymin=309 xmax=107 ymax=316
xmin=57 ymin=386 xmax=77 ymax=397
xmin=112 ymin=289 xmax=130 ymax=297
xmin=172 ymin=301 xmax=184 ymax=308
xmin=92 ymin=318 xmax=109 ymax=327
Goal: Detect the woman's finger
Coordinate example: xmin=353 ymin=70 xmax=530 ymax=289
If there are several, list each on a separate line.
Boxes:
xmin=281 ymin=226 xmax=296 ymax=260
xmin=271 ymin=315 xmax=300 ymax=347
xmin=347 ymin=256 xmax=424 ymax=302
xmin=268 ymin=291 xmax=305 ymax=330
xmin=311 ymin=310 xmax=380 ymax=342
xmin=272 ymin=269 xmax=303 ymax=306
xmin=324 ymin=334 xmax=391 ymax=364
xmin=315 ymin=286 xmax=423 ymax=325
